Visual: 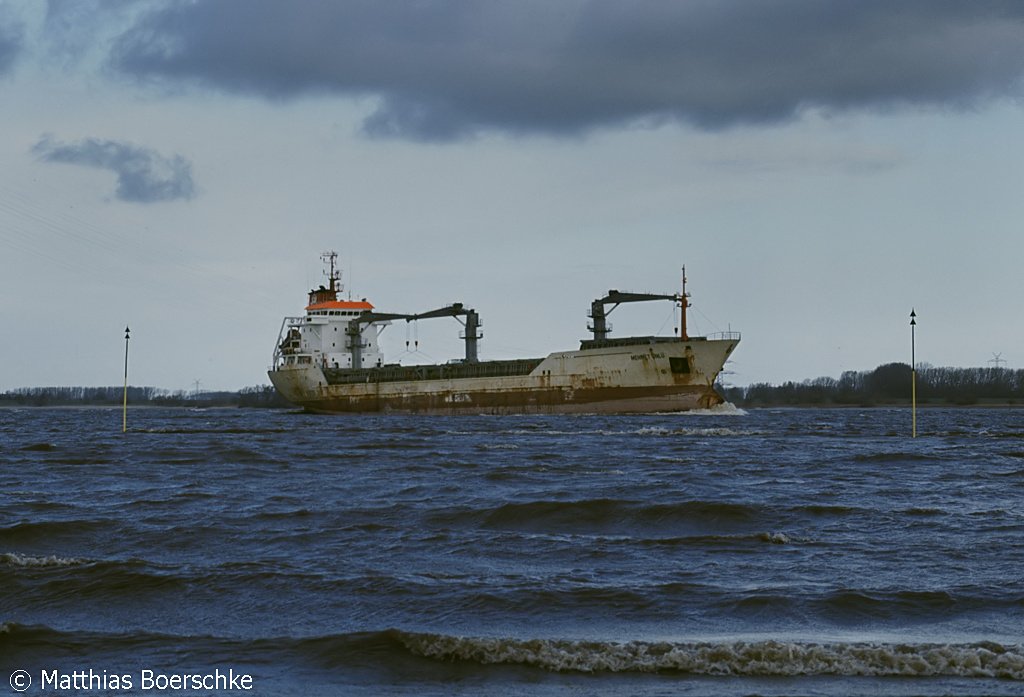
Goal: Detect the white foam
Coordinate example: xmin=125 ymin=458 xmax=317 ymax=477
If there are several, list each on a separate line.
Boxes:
xmin=610 ymin=426 xmax=754 ymax=437
xmin=633 ymin=426 xmax=671 ymax=435
xmin=758 ymin=532 xmax=791 ymax=544
xmin=401 ymin=634 xmax=1024 ymax=678
xmin=669 ymin=402 xmax=748 ymax=416
xmin=0 ymin=552 xmax=85 ymax=567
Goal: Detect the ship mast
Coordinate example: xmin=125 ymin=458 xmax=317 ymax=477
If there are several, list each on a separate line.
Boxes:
xmin=308 ymin=251 xmax=343 ymax=306
xmin=322 ymin=250 xmax=341 ymax=295
xmin=680 ymin=266 xmax=690 ymax=341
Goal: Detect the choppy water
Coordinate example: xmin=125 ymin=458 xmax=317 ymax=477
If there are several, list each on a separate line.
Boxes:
xmin=2 ymin=406 xmax=1024 ymax=696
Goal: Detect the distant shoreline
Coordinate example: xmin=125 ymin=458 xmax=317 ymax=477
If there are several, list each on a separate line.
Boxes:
xmin=4 ymin=361 xmax=1023 ymax=410
xmin=2 ymin=402 xmax=1021 ymax=411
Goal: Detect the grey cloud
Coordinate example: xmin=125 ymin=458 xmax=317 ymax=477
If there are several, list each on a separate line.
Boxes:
xmin=33 ymin=136 xmax=196 ymax=203
xmin=0 ymin=14 xmax=25 ymax=75
xmin=107 ymin=0 xmax=1024 ymax=141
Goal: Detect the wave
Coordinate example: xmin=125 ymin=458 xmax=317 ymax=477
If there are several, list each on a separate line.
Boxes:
xmin=0 ymin=552 xmax=86 ymax=567
xmin=137 ymin=427 xmax=292 ymax=434
xmin=902 ymin=506 xmax=945 ymax=516
xmin=400 ymin=633 xmax=1024 ymax=678
xmin=352 ymin=441 xmax=438 ymax=451
xmin=476 ymin=443 xmax=520 ymax=450
xmin=638 ymin=531 xmax=793 ymax=547
xmin=429 ymin=498 xmax=763 ymax=533
xmin=1 ymin=558 xmax=191 ymax=600
xmin=664 ymin=403 xmax=748 ymax=416
xmin=20 ymin=442 xmax=58 ymax=451
xmin=5 ymin=624 xmax=1020 ymax=679
xmin=852 ymin=452 xmax=937 ymax=463
xmin=799 ymin=504 xmax=864 ymax=516
xmin=14 ymin=553 xmax=1005 ymax=629
xmin=639 ymin=426 xmax=755 ymax=437
xmin=428 ymin=497 xmax=867 ymax=535
xmin=2 ymin=555 xmax=331 ymax=590
xmin=0 ymin=519 xmax=111 ymax=544
xmin=22 ymin=562 xmax=1005 ymax=626
xmin=813 ymin=588 xmax=1024 ymax=619
xmin=476 ymin=414 xmax=759 ymax=438
xmin=13 ymin=441 xmax=113 ymax=465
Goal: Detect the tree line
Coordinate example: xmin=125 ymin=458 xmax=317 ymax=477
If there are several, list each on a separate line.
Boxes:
xmin=0 ymin=385 xmax=290 ymax=408
xmin=722 ymin=363 xmax=1024 ymax=406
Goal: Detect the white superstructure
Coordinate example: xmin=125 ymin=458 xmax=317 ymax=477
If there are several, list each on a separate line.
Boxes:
xmin=273 ymin=252 xmax=389 ymax=371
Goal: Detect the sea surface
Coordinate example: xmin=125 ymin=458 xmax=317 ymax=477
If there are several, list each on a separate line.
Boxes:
xmin=2 ymin=406 xmax=1024 ymax=696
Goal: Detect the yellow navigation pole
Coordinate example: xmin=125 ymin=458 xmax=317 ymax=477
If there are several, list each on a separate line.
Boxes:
xmin=123 ymin=326 xmax=130 ymax=433
xmin=910 ymin=309 xmax=917 ymax=438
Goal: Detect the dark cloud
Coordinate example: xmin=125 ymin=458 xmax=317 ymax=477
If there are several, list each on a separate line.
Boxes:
xmin=33 ymin=136 xmax=196 ymax=203
xmin=107 ymin=0 xmax=1024 ymax=141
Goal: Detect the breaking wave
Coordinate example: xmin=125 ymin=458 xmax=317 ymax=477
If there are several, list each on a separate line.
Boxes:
xmin=4 ymin=623 xmax=1021 ymax=679
xmin=667 ymin=402 xmax=747 ymax=416
xmin=401 ymin=632 xmax=1024 ymax=678
xmin=0 ymin=552 xmax=86 ymax=567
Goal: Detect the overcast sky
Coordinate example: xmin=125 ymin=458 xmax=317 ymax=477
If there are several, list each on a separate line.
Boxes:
xmin=2 ymin=0 xmax=1023 ymax=392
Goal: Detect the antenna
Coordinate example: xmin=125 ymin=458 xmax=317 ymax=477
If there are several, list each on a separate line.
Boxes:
xmin=320 ymin=251 xmax=341 ymax=293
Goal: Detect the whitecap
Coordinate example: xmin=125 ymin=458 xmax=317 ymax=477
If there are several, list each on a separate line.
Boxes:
xmin=758 ymin=532 xmax=791 ymax=544
xmin=0 ymin=552 xmax=86 ymax=567
xmin=400 ymin=633 xmax=1024 ymax=679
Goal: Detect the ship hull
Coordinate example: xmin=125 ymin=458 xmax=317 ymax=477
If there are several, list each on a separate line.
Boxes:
xmin=269 ymin=337 xmax=737 ymax=415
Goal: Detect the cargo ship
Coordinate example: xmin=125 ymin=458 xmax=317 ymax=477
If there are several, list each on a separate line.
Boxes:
xmin=268 ymin=252 xmax=739 ymax=414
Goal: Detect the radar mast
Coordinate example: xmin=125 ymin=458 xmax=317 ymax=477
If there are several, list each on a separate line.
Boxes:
xmin=321 ymin=250 xmax=342 ymax=295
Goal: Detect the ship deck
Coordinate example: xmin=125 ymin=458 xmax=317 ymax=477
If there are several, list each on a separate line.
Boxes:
xmin=577 ymin=335 xmax=709 ymax=350
xmin=323 ymin=357 xmax=544 ymax=385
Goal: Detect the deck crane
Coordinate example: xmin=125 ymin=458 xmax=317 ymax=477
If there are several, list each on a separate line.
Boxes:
xmin=407 ymin=303 xmax=482 ymax=363
xmin=345 ymin=311 xmax=415 ymax=368
xmin=347 ymin=303 xmax=482 ymax=367
xmin=588 ymin=290 xmax=684 ymax=342
xmin=589 ymin=267 xmax=693 ymax=342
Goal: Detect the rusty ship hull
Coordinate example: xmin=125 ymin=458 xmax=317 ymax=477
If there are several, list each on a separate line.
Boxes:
xmin=268 ymin=336 xmax=738 ymax=415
